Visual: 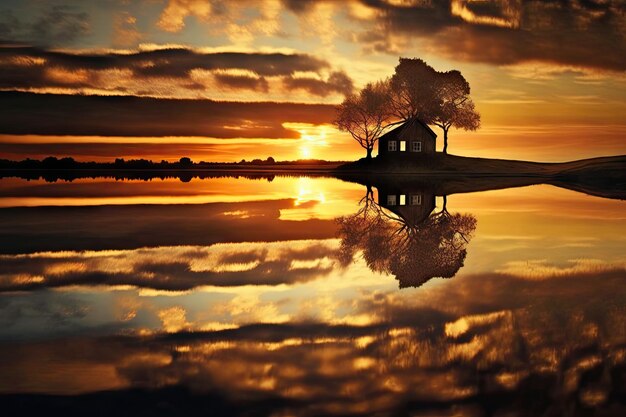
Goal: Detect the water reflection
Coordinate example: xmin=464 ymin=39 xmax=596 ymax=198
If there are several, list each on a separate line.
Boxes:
xmin=0 ymin=176 xmax=625 ymax=416
xmin=338 ymin=185 xmax=476 ymax=287
xmin=1 ymin=270 xmax=624 ymax=416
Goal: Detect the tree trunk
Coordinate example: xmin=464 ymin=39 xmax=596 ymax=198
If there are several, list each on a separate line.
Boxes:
xmin=443 ymin=128 xmax=449 ymax=154
xmin=366 ymin=147 xmax=373 ymax=159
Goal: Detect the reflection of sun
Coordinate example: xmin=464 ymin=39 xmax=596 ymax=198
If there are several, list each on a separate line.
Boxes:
xmin=300 ymin=146 xmax=312 ymax=159
xmin=295 ymin=177 xmax=325 ymax=206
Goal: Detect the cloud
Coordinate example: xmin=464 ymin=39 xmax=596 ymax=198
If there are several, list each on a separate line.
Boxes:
xmin=268 ymin=0 xmax=626 ymax=72
xmin=156 ymin=0 xmax=283 ymax=44
xmin=157 ymin=0 xmax=213 ymax=33
xmin=283 ymin=71 xmax=354 ymax=97
xmin=213 ymin=72 xmax=269 ymax=92
xmin=0 ymin=5 xmax=90 ymax=46
xmin=361 ymin=0 xmax=626 ymax=72
xmin=0 ymin=45 xmax=353 ymax=99
xmin=112 ymin=12 xmax=142 ymax=48
xmin=0 ymin=45 xmax=322 ymax=78
xmin=0 ymin=91 xmax=336 ymax=137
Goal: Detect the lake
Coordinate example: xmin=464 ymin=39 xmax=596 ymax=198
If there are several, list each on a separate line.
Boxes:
xmin=0 ymin=175 xmax=624 ymax=416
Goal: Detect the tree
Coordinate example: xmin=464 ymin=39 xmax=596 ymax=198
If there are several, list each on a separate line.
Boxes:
xmin=334 ymin=81 xmax=392 ymax=160
xmin=337 ymin=188 xmax=476 ymax=288
xmin=388 ymin=58 xmax=438 ymax=122
xmin=432 ymin=70 xmax=481 ymax=154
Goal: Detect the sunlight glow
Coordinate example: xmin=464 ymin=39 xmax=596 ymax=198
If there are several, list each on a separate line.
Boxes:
xmin=300 ymin=146 xmax=312 ymax=158
xmin=294 ymin=177 xmax=325 ymax=207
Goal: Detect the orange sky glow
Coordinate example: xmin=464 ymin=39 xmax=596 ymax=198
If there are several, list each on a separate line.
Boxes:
xmin=0 ymin=0 xmax=624 ymax=162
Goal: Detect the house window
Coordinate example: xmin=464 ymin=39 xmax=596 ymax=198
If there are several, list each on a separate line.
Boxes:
xmin=400 ymin=141 xmax=407 ymax=151
xmin=387 ymin=195 xmax=396 ymax=206
xmin=399 ymin=194 xmax=406 ymax=205
xmin=410 ymin=194 xmax=422 ymax=205
xmin=388 ymin=141 xmax=397 ymax=151
xmin=412 ymin=141 xmax=422 ymax=152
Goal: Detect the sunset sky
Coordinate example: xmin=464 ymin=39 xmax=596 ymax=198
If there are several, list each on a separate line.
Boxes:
xmin=0 ymin=0 xmax=625 ymax=162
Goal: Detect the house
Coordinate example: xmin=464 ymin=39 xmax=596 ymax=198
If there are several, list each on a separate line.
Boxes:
xmin=377 ymin=117 xmax=437 ymax=159
xmin=377 ymin=185 xmax=436 ymax=228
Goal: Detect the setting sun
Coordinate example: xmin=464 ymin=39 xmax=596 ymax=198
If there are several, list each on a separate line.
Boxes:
xmin=300 ymin=146 xmax=312 ymax=159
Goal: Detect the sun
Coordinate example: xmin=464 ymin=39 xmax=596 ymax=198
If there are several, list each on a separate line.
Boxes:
xmin=300 ymin=146 xmax=312 ymax=159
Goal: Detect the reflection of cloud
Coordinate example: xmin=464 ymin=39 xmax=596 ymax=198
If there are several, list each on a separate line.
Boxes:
xmin=0 ymin=197 xmax=339 ymax=253
xmin=496 ymin=258 xmax=626 ymax=279
xmin=0 ymin=240 xmax=343 ymax=292
xmin=3 ymin=265 xmax=625 ymax=415
xmin=158 ymin=306 xmax=189 ymax=333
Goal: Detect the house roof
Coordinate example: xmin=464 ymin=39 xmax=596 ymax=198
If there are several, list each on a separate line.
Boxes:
xmin=379 ymin=117 xmax=438 ymax=141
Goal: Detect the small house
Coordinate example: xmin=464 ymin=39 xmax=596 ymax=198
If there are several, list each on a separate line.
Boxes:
xmin=377 ymin=185 xmax=436 ymax=228
xmin=377 ymin=118 xmax=437 ymax=159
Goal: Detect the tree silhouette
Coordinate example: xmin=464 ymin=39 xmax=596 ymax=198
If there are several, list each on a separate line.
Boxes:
xmin=337 ymin=191 xmax=476 ymax=288
xmin=388 ymin=58 xmax=438 ymax=122
xmin=335 ymin=81 xmax=392 ymax=159
xmin=432 ymin=70 xmax=481 ymax=154
xmin=335 ymin=58 xmax=481 ymax=158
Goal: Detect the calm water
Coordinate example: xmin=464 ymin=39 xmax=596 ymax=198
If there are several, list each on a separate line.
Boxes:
xmin=0 ymin=175 xmax=625 ymax=416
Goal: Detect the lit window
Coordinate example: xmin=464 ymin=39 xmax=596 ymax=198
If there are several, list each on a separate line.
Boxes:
xmin=388 ymin=141 xmax=397 ymax=151
xmin=399 ymin=194 xmax=406 ymax=205
xmin=412 ymin=141 xmax=422 ymax=152
xmin=410 ymin=194 xmax=422 ymax=205
xmin=387 ymin=195 xmax=396 ymax=205
xmin=400 ymin=141 xmax=406 ymax=151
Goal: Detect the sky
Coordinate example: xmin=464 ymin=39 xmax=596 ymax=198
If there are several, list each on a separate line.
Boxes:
xmin=0 ymin=0 xmax=625 ymax=162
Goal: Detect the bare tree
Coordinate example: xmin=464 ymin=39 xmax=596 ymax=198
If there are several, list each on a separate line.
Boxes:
xmin=334 ymin=81 xmax=392 ymax=160
xmin=432 ymin=70 xmax=481 ymax=154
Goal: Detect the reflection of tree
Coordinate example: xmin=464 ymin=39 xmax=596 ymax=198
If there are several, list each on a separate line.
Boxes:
xmin=337 ymin=190 xmax=476 ymax=288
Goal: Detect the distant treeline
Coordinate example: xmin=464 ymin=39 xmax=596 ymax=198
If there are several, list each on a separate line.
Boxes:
xmin=0 ymin=156 xmax=342 ymax=170
xmin=0 ymin=156 xmax=341 ymax=182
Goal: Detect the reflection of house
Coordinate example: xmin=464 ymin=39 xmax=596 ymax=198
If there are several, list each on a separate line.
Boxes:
xmin=378 ymin=186 xmax=436 ymax=227
xmin=377 ymin=118 xmax=437 ymax=159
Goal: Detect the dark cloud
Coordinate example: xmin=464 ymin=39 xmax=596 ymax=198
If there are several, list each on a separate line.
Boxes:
xmin=349 ymin=0 xmax=626 ymax=71
xmin=125 ymin=48 xmax=328 ymax=78
xmin=0 ymin=91 xmax=336 ymax=137
xmin=0 ymin=6 xmax=90 ymax=46
xmin=30 ymin=6 xmax=90 ymax=45
xmin=214 ymin=73 xmax=269 ymax=92
xmin=0 ymin=46 xmax=353 ymax=95
xmin=283 ymin=71 xmax=354 ymax=97
xmin=0 ymin=142 xmax=230 ymax=162
xmin=0 ymin=10 xmax=20 ymax=40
